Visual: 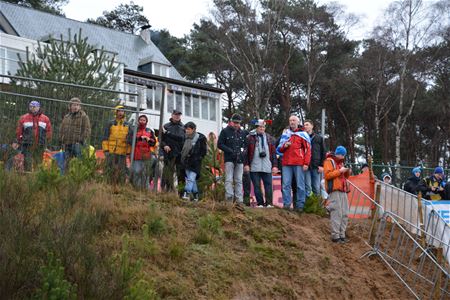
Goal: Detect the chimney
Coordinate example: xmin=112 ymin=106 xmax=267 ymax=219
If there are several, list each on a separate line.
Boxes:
xmin=140 ymin=25 xmax=152 ymax=44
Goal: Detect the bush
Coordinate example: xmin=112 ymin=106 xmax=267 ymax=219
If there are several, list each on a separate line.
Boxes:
xmin=304 ymin=193 xmax=326 ymax=216
xmin=34 ymin=253 xmax=77 ymax=300
xmin=145 ymin=203 xmax=167 ymax=236
xmin=194 ymin=214 xmax=222 ymax=244
xmin=125 ymin=279 xmax=159 ymax=300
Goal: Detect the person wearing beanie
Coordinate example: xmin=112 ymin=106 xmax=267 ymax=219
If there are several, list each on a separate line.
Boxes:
xmin=129 ymin=115 xmax=156 ymax=190
xmin=380 ymin=172 xmax=392 ymax=184
xmin=59 ymin=97 xmax=91 ymax=168
xmin=244 ymin=119 xmax=278 ymax=208
xmin=418 ymin=166 xmax=446 ymax=200
xmin=218 ymin=113 xmax=248 ymax=203
xmin=16 ymin=100 xmax=52 ymax=171
xmin=102 ymin=105 xmax=131 ymax=186
xmin=180 ymin=122 xmax=207 ymax=201
xmin=403 ymin=167 xmax=422 ymax=195
xmin=323 ymin=145 xmax=351 ymax=243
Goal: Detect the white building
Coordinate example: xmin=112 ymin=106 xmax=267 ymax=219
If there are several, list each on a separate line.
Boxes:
xmin=0 ymin=1 xmax=224 ymax=135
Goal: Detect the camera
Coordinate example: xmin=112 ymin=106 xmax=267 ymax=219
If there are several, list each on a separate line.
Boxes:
xmin=259 ymin=152 xmax=267 ymax=158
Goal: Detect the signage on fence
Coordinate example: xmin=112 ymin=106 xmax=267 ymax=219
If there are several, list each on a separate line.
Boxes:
xmin=423 ymin=200 xmax=450 ymax=224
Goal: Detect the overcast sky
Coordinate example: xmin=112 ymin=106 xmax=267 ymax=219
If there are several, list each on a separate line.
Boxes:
xmin=64 ymin=0 xmax=395 ymax=40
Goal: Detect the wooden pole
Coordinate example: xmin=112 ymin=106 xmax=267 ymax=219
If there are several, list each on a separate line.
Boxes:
xmin=417 ymin=192 xmax=426 ymax=248
xmin=369 ymin=184 xmax=382 ymax=245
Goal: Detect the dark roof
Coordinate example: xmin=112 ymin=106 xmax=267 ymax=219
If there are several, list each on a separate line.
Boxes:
xmin=125 ymin=69 xmax=225 ymax=94
xmin=0 ymin=1 xmax=184 ymax=80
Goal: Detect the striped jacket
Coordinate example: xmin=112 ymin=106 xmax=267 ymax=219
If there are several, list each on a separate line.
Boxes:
xmin=16 ymin=112 xmax=52 ymax=145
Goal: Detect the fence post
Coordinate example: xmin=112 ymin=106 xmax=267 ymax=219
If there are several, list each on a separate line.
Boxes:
xmin=433 ymin=247 xmax=443 ymax=300
xmin=417 ymin=192 xmax=426 ymax=248
xmin=369 ymin=184 xmax=382 ymax=245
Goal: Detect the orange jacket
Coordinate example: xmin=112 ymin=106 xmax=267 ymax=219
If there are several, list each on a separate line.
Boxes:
xmin=324 ymin=154 xmax=350 ymax=193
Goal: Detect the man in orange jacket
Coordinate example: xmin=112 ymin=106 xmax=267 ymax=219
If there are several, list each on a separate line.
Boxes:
xmin=324 ymin=146 xmax=351 ymax=243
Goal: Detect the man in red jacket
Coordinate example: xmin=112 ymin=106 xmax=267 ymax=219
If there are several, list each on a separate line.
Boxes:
xmin=277 ymin=115 xmax=311 ymax=212
xmin=16 ymin=100 xmax=52 ymax=171
xmin=129 ymin=115 xmax=156 ymax=190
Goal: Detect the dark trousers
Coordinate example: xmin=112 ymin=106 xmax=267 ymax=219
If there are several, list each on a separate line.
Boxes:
xmin=250 ymin=172 xmax=273 ymax=206
xmin=162 ymin=156 xmax=184 ymax=192
xmin=106 ymin=153 xmax=127 ymax=185
xmin=243 ymin=170 xmax=251 ymax=205
xmin=22 ymin=144 xmax=44 ymax=172
xmin=64 ymin=143 xmax=83 ymax=172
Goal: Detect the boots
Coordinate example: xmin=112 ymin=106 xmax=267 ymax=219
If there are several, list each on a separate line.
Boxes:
xmin=193 ymin=193 xmax=199 ymax=202
xmin=181 ymin=192 xmax=190 ymax=200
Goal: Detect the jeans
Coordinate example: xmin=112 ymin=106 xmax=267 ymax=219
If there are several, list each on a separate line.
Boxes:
xmin=282 ymin=165 xmax=306 ymax=209
xmin=63 ymin=143 xmax=83 ymax=173
xmin=225 ymin=162 xmax=244 ymax=202
xmin=131 ymin=159 xmax=153 ymax=190
xmin=106 ymin=153 xmax=127 ymax=185
xmin=305 ymin=168 xmax=321 ymax=197
xmin=184 ymin=170 xmax=198 ymax=193
xmin=250 ymin=172 xmax=273 ymax=206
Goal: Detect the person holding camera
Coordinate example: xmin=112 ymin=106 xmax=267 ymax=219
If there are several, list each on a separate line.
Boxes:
xmin=218 ymin=114 xmax=248 ymax=203
xmin=244 ymin=120 xmax=278 ymax=207
xmin=323 ymin=146 xmax=351 ymax=243
xmin=129 ymin=115 xmax=156 ymax=190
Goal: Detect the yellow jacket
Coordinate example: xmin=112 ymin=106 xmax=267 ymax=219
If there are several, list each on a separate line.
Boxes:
xmin=102 ymin=118 xmax=131 ymax=155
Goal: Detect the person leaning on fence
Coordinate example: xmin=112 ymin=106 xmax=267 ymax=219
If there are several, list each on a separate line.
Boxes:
xmin=129 ymin=115 xmax=156 ymax=190
xmin=303 ymin=119 xmax=326 ymax=198
xmin=403 ymin=167 xmax=422 ymax=195
xmin=160 ymin=109 xmax=185 ymax=192
xmin=244 ymin=119 xmax=278 ymax=208
xmin=324 ymin=146 xmax=351 ymax=243
xmin=16 ymin=100 xmax=52 ymax=171
xmin=102 ymin=105 xmax=131 ymax=185
xmin=218 ymin=113 xmax=247 ymax=203
xmin=418 ymin=166 xmax=446 ymax=200
xmin=381 ymin=172 xmax=392 ymax=184
xmin=180 ymin=122 xmax=207 ymax=201
xmin=59 ymin=98 xmax=91 ymax=165
xmin=277 ymin=115 xmax=311 ymax=212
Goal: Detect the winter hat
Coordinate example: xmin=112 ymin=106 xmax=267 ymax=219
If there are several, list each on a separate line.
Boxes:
xmin=412 ymin=167 xmax=421 ymax=175
xmin=335 ymin=146 xmax=347 ymax=156
xmin=29 ymin=100 xmax=40 ymax=107
xmin=434 ymin=166 xmax=444 ymax=174
xmin=69 ymin=97 xmax=81 ymax=104
xmin=230 ymin=114 xmax=242 ymax=123
xmin=381 ymin=173 xmax=392 ymax=181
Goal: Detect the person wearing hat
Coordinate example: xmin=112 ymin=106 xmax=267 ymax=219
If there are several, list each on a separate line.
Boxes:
xmin=0 ymin=139 xmax=21 ymax=171
xmin=244 ymin=119 xmax=278 ymax=207
xmin=277 ymin=115 xmax=311 ymax=212
xmin=59 ymin=97 xmax=91 ymax=167
xmin=323 ymin=146 xmax=351 ymax=243
xmin=160 ymin=109 xmax=185 ymax=192
xmin=102 ymin=105 xmax=131 ymax=185
xmin=380 ymin=172 xmax=392 ymax=184
xmin=180 ymin=122 xmax=207 ymax=201
xmin=403 ymin=167 xmax=422 ymax=195
xmin=418 ymin=166 xmax=446 ymax=200
xmin=16 ymin=100 xmax=52 ymax=171
xmin=360 ymin=163 xmax=369 ymax=174
xmin=218 ymin=113 xmax=248 ymax=203
xmin=129 ymin=114 xmax=157 ymax=190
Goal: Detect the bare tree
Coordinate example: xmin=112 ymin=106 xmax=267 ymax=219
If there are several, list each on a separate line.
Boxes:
xmin=373 ymin=0 xmax=447 ymax=173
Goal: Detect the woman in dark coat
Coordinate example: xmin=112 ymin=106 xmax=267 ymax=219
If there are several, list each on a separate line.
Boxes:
xmin=181 ymin=122 xmax=207 ymax=201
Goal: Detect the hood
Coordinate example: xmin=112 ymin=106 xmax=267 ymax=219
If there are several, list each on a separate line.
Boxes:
xmin=138 ymin=115 xmax=148 ymax=128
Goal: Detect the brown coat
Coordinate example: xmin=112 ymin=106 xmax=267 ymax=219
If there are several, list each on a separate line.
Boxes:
xmin=59 ymin=110 xmax=91 ymax=145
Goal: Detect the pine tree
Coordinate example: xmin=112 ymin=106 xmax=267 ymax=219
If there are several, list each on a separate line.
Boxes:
xmin=198 ymin=137 xmax=225 ymax=202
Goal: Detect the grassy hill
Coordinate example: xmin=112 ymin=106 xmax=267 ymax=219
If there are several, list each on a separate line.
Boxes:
xmin=0 ymin=166 xmax=411 ymax=299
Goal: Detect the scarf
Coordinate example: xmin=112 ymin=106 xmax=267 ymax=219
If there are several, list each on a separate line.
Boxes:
xmin=181 ymin=132 xmax=199 ymax=162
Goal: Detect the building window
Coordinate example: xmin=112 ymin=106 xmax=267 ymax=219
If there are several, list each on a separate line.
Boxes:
xmin=153 ymin=63 xmax=168 ymax=77
xmin=184 ymin=93 xmax=192 ymax=117
xmin=175 ymin=92 xmax=183 ymax=113
xmin=126 ymin=84 xmax=137 ymax=103
xmin=201 ymin=97 xmax=209 ymax=120
xmin=146 ymin=87 xmax=153 ymax=110
xmin=193 ymin=95 xmax=200 ymax=118
xmin=0 ymin=47 xmax=25 ymax=75
xmin=167 ymin=90 xmax=174 ymax=113
xmin=209 ymin=98 xmax=216 ymax=121
xmin=154 ymin=85 xmax=162 ymax=111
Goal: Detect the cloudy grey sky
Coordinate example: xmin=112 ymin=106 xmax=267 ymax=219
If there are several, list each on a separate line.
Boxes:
xmin=64 ymin=0 xmax=394 ymax=40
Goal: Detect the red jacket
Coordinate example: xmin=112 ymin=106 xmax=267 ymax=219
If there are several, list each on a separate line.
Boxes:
xmin=279 ymin=129 xmax=311 ymax=166
xmin=133 ymin=125 xmax=156 ymax=160
xmin=16 ymin=112 xmax=52 ymax=146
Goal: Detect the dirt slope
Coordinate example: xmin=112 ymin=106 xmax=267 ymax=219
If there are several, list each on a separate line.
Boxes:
xmin=98 ymin=189 xmax=412 ymax=300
